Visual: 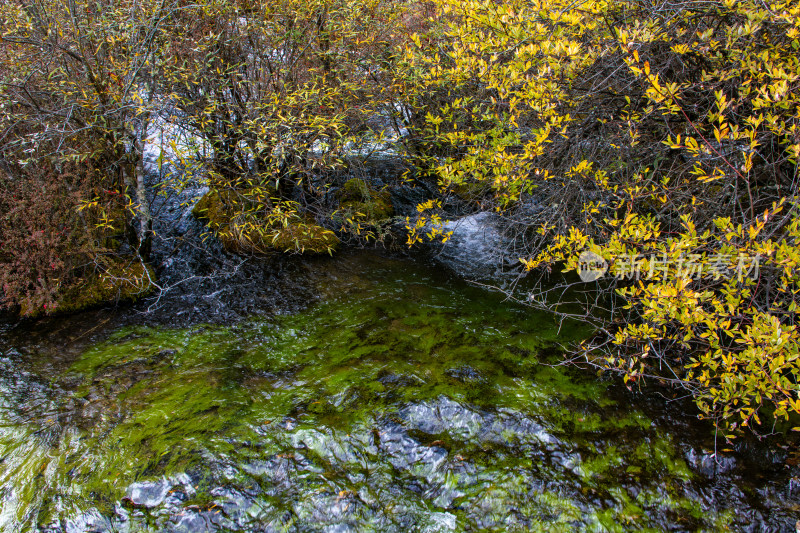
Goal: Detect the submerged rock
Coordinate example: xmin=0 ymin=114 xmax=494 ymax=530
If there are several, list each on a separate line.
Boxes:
xmin=124 ymin=479 xmax=173 ymax=509
xmin=444 ymin=365 xmax=485 ymax=384
xmin=42 ymin=509 xmax=114 ymax=533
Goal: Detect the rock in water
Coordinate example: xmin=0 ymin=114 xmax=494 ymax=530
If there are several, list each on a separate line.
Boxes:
xmin=429 ymin=212 xmax=513 ymax=280
xmin=124 ymin=479 xmax=172 ymax=508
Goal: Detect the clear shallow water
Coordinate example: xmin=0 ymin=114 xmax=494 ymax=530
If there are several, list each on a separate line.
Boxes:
xmin=0 ymin=252 xmax=796 ymax=531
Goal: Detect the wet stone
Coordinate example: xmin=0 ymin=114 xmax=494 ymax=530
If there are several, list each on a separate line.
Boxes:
xmin=399 ymin=397 xmax=485 ymax=441
xmin=685 ymin=447 xmax=736 ymax=476
xmin=291 ymin=428 xmax=367 ymax=465
xmin=380 ymin=424 xmax=449 ymax=482
xmin=444 ymin=365 xmax=485 ymax=384
xmin=426 ymin=511 xmax=457 ymax=531
xmin=485 ymin=409 xmax=559 ymax=447
xmin=557 ymin=452 xmax=584 ymax=476
xmin=168 ymin=511 xmax=215 ymax=533
xmin=377 ymin=371 xmax=422 ymax=388
xmin=40 ymin=509 xmax=114 ymax=533
xmin=124 ymin=479 xmax=173 ymax=509
xmin=322 ymin=524 xmax=357 ymax=533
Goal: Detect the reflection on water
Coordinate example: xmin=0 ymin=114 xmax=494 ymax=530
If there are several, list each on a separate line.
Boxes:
xmin=0 ymin=252 xmax=796 ymax=531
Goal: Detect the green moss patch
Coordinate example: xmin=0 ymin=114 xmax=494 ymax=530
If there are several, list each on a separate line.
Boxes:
xmin=20 ymin=258 xmax=155 ymax=317
xmin=193 ymin=188 xmax=339 ymax=255
xmin=335 ymin=178 xmax=394 ymax=225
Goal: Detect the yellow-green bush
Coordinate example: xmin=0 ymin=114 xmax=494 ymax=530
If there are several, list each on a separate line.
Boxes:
xmin=167 ymin=0 xmax=409 ymax=251
xmin=401 ymin=0 xmax=800 ymax=436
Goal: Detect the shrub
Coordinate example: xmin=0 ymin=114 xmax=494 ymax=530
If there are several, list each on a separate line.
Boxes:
xmin=0 ymin=0 xmax=170 ymax=314
xmin=400 ymin=0 xmax=800 ymax=436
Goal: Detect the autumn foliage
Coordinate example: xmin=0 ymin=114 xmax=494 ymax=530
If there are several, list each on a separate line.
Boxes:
xmin=400 ymin=0 xmax=800 ymax=435
xmin=1 ymin=0 xmax=799 ymax=435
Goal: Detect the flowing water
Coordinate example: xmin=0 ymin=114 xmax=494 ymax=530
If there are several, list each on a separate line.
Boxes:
xmin=0 ymin=251 xmax=797 ymax=532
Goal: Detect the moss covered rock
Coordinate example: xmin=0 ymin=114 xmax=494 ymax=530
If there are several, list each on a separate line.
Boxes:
xmin=267 ymin=222 xmax=340 ymax=254
xmin=193 ymin=189 xmax=339 ymax=255
xmin=21 ymin=259 xmax=155 ymax=318
xmin=336 ymin=178 xmax=394 ymax=222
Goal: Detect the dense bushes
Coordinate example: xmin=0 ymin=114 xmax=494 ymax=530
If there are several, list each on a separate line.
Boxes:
xmin=2 ymin=0 xmax=799 ymax=435
xmin=0 ymin=0 xmax=171 ymax=314
xmin=400 ymin=0 xmax=800 ymax=435
xmin=0 ymin=0 xmax=408 ymax=312
xmin=161 ymin=0 xmax=410 ymax=247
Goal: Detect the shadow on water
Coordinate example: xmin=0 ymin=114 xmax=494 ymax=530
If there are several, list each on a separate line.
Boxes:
xmin=1 ymin=250 xmax=799 ymax=532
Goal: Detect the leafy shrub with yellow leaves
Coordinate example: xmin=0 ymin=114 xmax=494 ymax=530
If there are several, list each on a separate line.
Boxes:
xmin=166 ymin=0 xmax=411 ymax=253
xmin=400 ymin=0 xmax=800 ymax=436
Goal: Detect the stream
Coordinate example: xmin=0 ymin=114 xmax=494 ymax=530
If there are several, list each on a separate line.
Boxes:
xmin=0 ymin=250 xmax=798 ymax=532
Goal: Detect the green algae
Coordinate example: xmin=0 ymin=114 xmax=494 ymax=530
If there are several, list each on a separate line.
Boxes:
xmin=0 ymin=252 xmax=738 ymax=531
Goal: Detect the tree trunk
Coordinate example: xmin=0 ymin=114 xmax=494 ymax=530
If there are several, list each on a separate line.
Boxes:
xmin=134 ymin=120 xmax=153 ymax=261
xmin=122 ymin=121 xmax=153 ymax=261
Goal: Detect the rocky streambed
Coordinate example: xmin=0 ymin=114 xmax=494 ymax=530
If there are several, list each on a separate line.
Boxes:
xmin=1 ymin=250 xmax=799 ymax=532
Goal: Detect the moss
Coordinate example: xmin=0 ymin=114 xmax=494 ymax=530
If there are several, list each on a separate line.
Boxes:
xmin=193 ymin=189 xmax=339 ymax=255
xmin=338 ymin=198 xmax=394 ymax=222
xmin=217 ymin=221 xmax=339 ymax=256
xmin=267 ymin=221 xmax=340 ymax=254
xmin=341 ymin=177 xmax=371 ymax=200
xmin=21 ymin=258 xmax=155 ymax=317
xmin=191 ymin=189 xmax=234 ymax=227
xmin=336 ymin=178 xmax=394 ymax=223
xmin=2 ymin=253 xmax=737 ymax=530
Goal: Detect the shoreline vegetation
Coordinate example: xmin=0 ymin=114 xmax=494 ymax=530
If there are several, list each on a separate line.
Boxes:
xmin=1 ymin=0 xmax=800 ymax=438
